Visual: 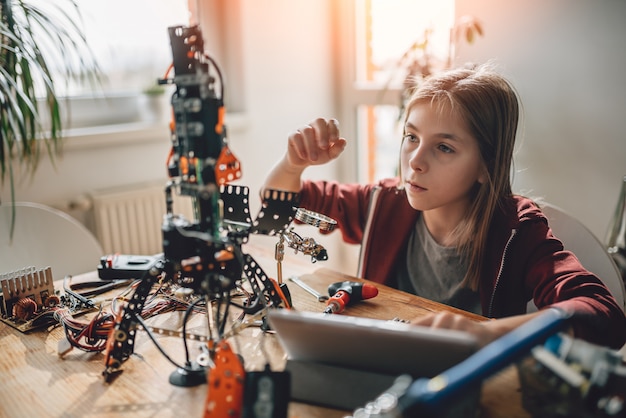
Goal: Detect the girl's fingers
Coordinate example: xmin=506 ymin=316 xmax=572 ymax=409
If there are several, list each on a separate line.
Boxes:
xmin=300 ymin=124 xmax=320 ymax=161
xmin=287 ymin=130 xmax=309 ymax=164
xmin=412 ymin=312 xmax=495 ymax=347
xmin=286 ymin=118 xmax=346 ymax=167
xmin=328 ymin=118 xmax=340 ymax=144
xmin=308 ymin=118 xmax=331 ymax=151
xmin=328 ymin=138 xmax=347 ymax=160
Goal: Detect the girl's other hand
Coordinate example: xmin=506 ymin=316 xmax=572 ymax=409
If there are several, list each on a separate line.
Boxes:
xmin=411 ymin=311 xmax=542 ymax=348
xmin=411 ymin=312 xmax=497 ymax=347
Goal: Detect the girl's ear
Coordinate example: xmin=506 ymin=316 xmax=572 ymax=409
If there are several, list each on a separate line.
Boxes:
xmin=477 ymin=164 xmax=488 ymax=185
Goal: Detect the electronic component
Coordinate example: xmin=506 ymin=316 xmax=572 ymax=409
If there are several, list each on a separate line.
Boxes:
xmin=0 ymin=266 xmax=58 ymax=332
xmin=0 ymin=266 xmax=128 ymax=337
xmin=279 ymin=228 xmax=329 ymax=264
xmin=98 ymin=254 xmax=163 ymax=280
xmin=294 ymin=207 xmax=337 ymax=232
xmin=204 ymin=340 xmax=245 ymax=417
xmin=274 ymin=224 xmax=332 ymax=306
xmin=517 ymin=333 xmax=626 ymax=417
xmin=242 ymin=365 xmax=290 ymax=418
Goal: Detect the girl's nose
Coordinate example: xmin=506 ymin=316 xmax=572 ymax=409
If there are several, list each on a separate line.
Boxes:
xmin=409 ymin=146 xmax=428 ymax=172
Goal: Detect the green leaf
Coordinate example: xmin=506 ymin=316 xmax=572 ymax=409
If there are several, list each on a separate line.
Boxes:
xmin=1 ymin=0 xmax=102 ymax=238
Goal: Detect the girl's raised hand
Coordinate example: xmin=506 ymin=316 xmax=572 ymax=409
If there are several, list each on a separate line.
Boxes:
xmin=286 ymin=118 xmax=347 ymax=169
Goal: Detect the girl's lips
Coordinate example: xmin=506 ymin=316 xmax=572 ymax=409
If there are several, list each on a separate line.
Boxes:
xmin=406 ymin=180 xmax=427 ymax=191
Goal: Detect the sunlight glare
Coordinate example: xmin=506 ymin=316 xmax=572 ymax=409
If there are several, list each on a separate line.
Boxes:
xmin=367 ymin=0 xmax=455 ymax=83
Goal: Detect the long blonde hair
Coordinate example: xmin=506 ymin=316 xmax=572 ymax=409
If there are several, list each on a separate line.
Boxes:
xmin=401 ymin=63 xmax=520 ymax=290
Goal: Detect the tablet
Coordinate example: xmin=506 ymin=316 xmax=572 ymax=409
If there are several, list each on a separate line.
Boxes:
xmin=268 ymin=309 xmax=479 ymax=377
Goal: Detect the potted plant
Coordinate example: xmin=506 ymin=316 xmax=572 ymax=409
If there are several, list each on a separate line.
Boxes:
xmin=380 ymin=15 xmax=484 ymax=112
xmin=140 ymin=83 xmax=171 ymax=124
xmin=0 ymin=0 xmax=101 ymax=237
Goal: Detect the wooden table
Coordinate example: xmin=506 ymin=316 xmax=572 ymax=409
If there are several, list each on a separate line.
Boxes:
xmin=0 ymin=236 xmax=529 ymax=418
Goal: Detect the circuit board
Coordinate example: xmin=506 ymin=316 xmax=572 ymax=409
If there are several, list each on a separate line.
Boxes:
xmin=0 ymin=266 xmax=59 ymax=332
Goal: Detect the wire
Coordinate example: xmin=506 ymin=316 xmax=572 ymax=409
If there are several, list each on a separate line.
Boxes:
xmin=203 ymin=53 xmax=224 ymax=101
xmin=181 ymin=296 xmax=207 ymax=366
xmin=55 ymin=307 xmax=115 ymax=353
xmin=67 ymin=278 xmax=132 ymax=297
xmin=63 ymin=275 xmax=95 ymax=308
xmin=57 ymin=278 xmax=207 ymax=354
xmin=134 ymin=314 xmax=187 ymax=370
xmin=228 ymin=284 xmax=254 ymax=309
xmin=162 ymin=62 xmax=174 ymax=81
xmin=57 ymin=262 xmax=270 ymax=372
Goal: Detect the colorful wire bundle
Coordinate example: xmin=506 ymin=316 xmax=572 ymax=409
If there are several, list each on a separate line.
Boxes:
xmin=58 ymin=279 xmax=208 ymax=354
xmin=56 ymin=273 xmax=264 ymax=357
xmin=55 ymin=307 xmax=115 ymax=353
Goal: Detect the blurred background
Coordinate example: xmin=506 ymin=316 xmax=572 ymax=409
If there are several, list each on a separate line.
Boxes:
xmin=2 ymin=0 xmax=625 ymax=276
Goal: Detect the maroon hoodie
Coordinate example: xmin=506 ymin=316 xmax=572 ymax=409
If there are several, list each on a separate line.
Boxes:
xmin=299 ymin=178 xmax=626 ymax=349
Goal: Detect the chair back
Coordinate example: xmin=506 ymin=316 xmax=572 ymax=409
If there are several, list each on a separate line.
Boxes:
xmin=0 ymin=202 xmax=104 ymax=280
xmin=528 ymin=203 xmax=626 ymax=312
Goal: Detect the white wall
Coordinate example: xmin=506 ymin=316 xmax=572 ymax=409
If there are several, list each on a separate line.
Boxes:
xmin=455 ymin=0 xmax=626 ymax=240
xmin=232 ymin=0 xmax=337 ymax=212
xmin=227 ymin=0 xmax=351 ymax=272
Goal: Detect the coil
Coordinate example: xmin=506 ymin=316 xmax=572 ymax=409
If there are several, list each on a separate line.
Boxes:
xmin=294 ymin=208 xmax=337 ymax=231
xmin=12 ymin=298 xmax=38 ymax=320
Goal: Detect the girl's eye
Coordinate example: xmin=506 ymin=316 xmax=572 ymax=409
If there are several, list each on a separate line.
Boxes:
xmin=438 ymin=143 xmax=454 ymax=153
xmin=403 ymin=133 xmax=418 ymax=143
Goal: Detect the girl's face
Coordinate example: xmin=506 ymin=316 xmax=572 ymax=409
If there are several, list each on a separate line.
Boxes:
xmin=401 ymin=102 xmax=487 ymax=221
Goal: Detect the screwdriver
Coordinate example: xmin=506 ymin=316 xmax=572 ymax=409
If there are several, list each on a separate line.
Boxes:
xmin=323 ymin=281 xmax=379 ymax=314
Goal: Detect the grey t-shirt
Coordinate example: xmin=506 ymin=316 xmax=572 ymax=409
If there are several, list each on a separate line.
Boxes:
xmin=396 ymin=214 xmax=481 ymax=314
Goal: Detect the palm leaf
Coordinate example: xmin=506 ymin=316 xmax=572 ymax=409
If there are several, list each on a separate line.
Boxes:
xmin=1 ymin=0 xmax=102 ymax=240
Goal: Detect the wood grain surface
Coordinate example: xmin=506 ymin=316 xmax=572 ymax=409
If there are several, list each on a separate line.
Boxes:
xmin=0 ymin=239 xmax=529 ymax=418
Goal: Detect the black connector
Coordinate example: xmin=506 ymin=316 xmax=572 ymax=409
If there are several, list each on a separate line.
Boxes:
xmin=97 ymin=253 xmax=163 ymax=280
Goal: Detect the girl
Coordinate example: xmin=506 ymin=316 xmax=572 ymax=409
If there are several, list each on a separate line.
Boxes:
xmin=262 ymin=63 xmax=626 ymax=348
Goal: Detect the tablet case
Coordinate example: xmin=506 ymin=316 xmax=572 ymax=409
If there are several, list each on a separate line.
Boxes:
xmin=268 ymin=310 xmax=480 ymax=410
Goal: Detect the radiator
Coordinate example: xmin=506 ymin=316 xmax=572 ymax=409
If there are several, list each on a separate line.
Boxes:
xmin=90 ymin=181 xmax=193 ymax=255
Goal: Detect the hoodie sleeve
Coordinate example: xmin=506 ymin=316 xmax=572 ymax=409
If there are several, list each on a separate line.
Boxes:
xmin=487 ymin=197 xmax=626 ymax=349
xmin=299 ymin=180 xmax=374 ymax=245
xmin=523 ymin=211 xmax=626 ymax=349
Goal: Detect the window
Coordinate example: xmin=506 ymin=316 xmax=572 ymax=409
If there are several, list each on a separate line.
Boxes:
xmin=49 ymin=1 xmax=246 ymax=132
xmin=51 ymin=1 xmax=186 ymax=129
xmin=355 ymin=0 xmax=454 ymax=86
xmin=341 ymin=0 xmax=455 ymax=183
xmin=68 ymin=1 xmax=189 ymax=97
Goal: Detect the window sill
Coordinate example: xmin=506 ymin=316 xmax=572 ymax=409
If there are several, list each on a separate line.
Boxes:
xmin=62 ymin=112 xmax=250 ymax=151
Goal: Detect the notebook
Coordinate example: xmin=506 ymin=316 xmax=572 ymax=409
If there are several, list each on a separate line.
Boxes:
xmin=268 ymin=309 xmax=479 ymax=378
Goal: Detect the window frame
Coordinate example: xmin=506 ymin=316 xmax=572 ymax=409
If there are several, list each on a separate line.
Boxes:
xmin=333 ymin=0 xmax=404 ymax=184
xmin=334 ymin=0 xmax=456 ymax=184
